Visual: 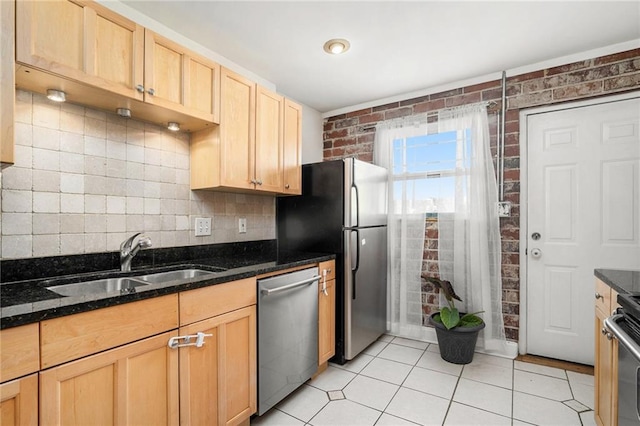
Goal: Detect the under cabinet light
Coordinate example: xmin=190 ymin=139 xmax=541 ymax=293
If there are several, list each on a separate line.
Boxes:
xmin=167 ymin=122 xmax=180 ymax=131
xmin=116 ymin=108 xmax=132 ymax=118
xmin=46 ymin=89 xmax=66 ymax=102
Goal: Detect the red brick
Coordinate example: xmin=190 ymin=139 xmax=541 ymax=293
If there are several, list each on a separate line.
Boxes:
xmin=430 ymin=88 xmax=462 ymax=100
xmin=356 ymin=152 xmax=373 ymax=163
xmin=324 ymin=128 xmax=349 ymax=139
xmin=333 ymin=137 xmax=357 ymax=148
xmin=546 ymin=60 xmax=592 ymax=76
xmin=413 ymin=99 xmax=445 ymax=114
xmin=502 ymin=253 xmax=520 ymax=265
xmin=327 ymin=114 xmax=346 ymax=122
xmin=323 ymin=121 xmax=334 ymax=132
xmin=323 ymin=141 xmax=332 ymax=150
xmin=334 ymin=117 xmax=359 ymax=129
xmin=346 ymin=108 xmax=372 ymax=118
xmin=357 ymin=133 xmax=375 ymax=144
xmin=553 ymin=81 xmax=603 ymax=100
xmin=509 ymin=90 xmax=553 ymax=108
xmin=358 ymin=112 xmax=384 ymax=124
xmin=481 ymin=88 xmax=503 ymax=102
xmin=604 ymin=74 xmax=640 ymax=91
xmin=503 ymin=169 xmax=520 ymax=181
xmin=400 ymin=95 xmax=430 ymax=106
xmin=445 ymin=92 xmax=482 ymax=107
xmin=594 ymin=49 xmax=640 ymax=66
xmin=505 ymin=328 xmax=519 ymax=341
xmin=465 ymin=79 xmax=501 ymax=93
xmin=385 ymin=107 xmax=412 ymax=120
xmin=509 ymin=70 xmax=545 ymax=83
xmin=373 ymin=102 xmax=400 ymax=112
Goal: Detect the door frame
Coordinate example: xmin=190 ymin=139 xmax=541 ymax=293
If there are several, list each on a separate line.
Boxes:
xmin=517 ymin=91 xmax=639 ymax=356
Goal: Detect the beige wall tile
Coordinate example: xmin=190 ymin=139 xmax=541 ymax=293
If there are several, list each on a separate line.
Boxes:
xmin=2 ymin=213 xmax=32 ymax=235
xmin=33 ymin=213 xmax=60 ymax=235
xmin=33 ymin=234 xmax=60 ymax=257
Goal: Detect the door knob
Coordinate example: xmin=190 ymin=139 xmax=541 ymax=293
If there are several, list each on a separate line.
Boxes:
xmin=530 ymin=248 xmax=542 ymax=258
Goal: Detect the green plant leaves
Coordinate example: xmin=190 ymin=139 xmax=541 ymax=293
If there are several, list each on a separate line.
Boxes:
xmin=440 ymin=307 xmax=460 ymax=330
xmin=460 ymin=312 xmax=484 ymax=327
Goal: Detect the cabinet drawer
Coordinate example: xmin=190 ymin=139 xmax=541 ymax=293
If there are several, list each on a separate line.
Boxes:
xmin=595 ymin=278 xmax=613 ymax=314
xmin=41 ymin=294 xmax=178 ymax=369
xmin=319 ymin=260 xmax=335 ymax=281
xmin=0 ymin=323 xmax=39 ymax=382
xmin=179 ymin=277 xmax=256 ymax=325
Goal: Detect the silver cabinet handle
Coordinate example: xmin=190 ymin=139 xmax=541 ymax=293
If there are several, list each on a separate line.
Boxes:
xmin=261 ymin=275 xmax=321 ymax=296
xmin=168 ymin=332 xmax=213 ymax=349
xmin=147 ymin=88 xmax=155 ymax=96
xmin=595 ymin=292 xmax=603 ymax=300
xmin=256 ymin=180 xmax=263 ymax=185
xmin=136 ymin=84 xmax=144 ymax=93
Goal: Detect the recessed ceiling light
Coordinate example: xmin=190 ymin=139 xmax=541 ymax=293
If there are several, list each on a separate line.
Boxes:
xmin=46 ymin=89 xmax=66 ymax=102
xmin=167 ymin=122 xmax=180 ymax=132
xmin=323 ymin=39 xmax=350 ymax=55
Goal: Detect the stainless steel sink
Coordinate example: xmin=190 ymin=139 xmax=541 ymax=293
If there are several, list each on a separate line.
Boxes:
xmin=47 ymin=277 xmax=149 ymax=297
xmin=135 ymin=269 xmax=215 ymax=284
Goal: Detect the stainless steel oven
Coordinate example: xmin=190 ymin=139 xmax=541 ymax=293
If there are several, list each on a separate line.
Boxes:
xmin=605 ymin=293 xmax=640 ymax=425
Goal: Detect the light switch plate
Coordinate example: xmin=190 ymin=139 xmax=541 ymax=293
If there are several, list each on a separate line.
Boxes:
xmin=195 ymin=217 xmax=212 ymax=236
xmin=497 ymin=201 xmax=512 ymax=217
xmin=239 ymin=218 xmax=247 ymax=234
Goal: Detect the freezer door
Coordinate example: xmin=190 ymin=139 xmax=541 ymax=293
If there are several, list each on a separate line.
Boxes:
xmin=344 ymin=158 xmax=388 ymax=228
xmin=344 ymin=226 xmax=388 ymax=360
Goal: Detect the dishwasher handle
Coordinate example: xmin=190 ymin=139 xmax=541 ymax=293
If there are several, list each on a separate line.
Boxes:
xmin=260 ymin=275 xmax=321 ymax=296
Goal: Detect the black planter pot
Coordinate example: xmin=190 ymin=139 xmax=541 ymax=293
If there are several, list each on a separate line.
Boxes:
xmin=429 ymin=312 xmax=485 ymax=364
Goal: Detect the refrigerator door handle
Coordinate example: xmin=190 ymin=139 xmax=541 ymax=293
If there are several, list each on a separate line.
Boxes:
xmin=350 ymin=229 xmax=360 ymax=299
xmin=352 ymin=183 xmax=360 ymax=228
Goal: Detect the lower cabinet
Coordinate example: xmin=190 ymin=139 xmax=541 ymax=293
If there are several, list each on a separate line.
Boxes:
xmin=0 ymin=374 xmax=38 ymax=426
xmin=594 ymin=278 xmax=618 ymax=426
xmin=40 ymin=331 xmax=179 ymax=425
xmin=318 ymin=260 xmax=336 ymax=366
xmin=179 ymin=306 xmax=257 ymax=426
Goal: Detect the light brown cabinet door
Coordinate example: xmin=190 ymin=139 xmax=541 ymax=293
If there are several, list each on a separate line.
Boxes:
xmin=16 ymin=0 xmax=145 ymax=100
xmin=40 ymin=331 xmax=179 ymax=426
xmin=594 ymin=308 xmax=614 ymax=426
xmin=1 ymin=0 xmax=15 ymax=166
xmin=283 ymin=99 xmax=302 ymax=195
xmin=0 ymin=374 xmax=38 ymax=426
xmin=319 ymin=278 xmax=336 ymax=365
xmin=144 ymin=30 xmax=219 ymax=123
xmin=219 ymin=68 xmax=256 ymax=191
xmin=179 ymin=305 xmax=257 ymax=426
xmin=255 ymin=86 xmax=284 ymax=193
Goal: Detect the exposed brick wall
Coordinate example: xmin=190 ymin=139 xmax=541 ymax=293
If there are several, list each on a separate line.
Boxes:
xmin=323 ymin=49 xmax=640 ymax=341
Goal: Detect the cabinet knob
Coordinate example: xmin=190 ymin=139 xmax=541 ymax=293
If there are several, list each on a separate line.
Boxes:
xmin=136 ymin=84 xmax=144 ymax=93
xmin=147 ymin=88 xmax=155 ymax=96
xmin=285 ymin=184 xmax=290 ymax=189
xmin=595 ymin=292 xmax=603 ymax=300
xmin=256 ymin=180 xmax=263 ymax=185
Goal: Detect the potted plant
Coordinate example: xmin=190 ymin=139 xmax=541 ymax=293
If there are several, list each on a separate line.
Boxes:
xmin=423 ymin=275 xmax=485 ymax=364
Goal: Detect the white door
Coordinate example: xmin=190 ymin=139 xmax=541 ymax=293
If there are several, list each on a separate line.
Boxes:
xmin=526 ymin=97 xmax=640 ymax=365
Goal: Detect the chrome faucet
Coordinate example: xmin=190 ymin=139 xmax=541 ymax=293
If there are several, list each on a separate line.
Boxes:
xmin=120 ymin=233 xmax=152 ymax=272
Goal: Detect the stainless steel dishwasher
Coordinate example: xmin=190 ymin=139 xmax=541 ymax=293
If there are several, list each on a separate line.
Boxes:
xmin=257 ymin=267 xmax=320 ymax=416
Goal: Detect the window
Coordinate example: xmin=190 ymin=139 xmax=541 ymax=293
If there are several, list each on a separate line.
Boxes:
xmin=391 ymin=130 xmax=467 ymax=214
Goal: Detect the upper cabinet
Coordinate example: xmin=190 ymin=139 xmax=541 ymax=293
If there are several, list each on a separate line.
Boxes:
xmin=14 ymin=0 xmax=219 ymax=131
xmin=283 ymin=99 xmax=302 ymax=195
xmin=16 ymin=0 xmax=145 ymax=100
xmin=191 ymin=67 xmax=302 ymax=195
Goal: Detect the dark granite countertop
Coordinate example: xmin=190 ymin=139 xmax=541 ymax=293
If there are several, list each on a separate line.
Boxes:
xmin=594 ymin=268 xmax=640 ymax=294
xmin=0 ymin=240 xmax=335 ymax=330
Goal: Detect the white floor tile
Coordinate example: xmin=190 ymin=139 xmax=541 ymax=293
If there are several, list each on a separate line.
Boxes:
xmin=375 ymin=413 xmax=420 ymax=425
xmin=513 ymin=391 xmax=582 ymax=425
xmin=580 ymin=410 xmax=597 ymax=426
xmin=403 ymin=366 xmax=459 ymax=400
xmin=567 ymin=370 xmax=595 ymax=387
xmin=564 ymin=399 xmax=590 ymax=413
xmin=385 ymin=387 xmax=450 ymax=426
xmin=251 ymin=409 xmax=305 ymax=425
xmin=332 ymin=353 xmax=375 ymax=374
xmin=308 ymin=366 xmax=356 ymax=392
xmin=276 ymin=384 xmax=329 ymax=422
xmin=416 ymin=350 xmax=463 ymax=377
xmin=444 ymin=402 xmax=511 ymax=426
xmin=570 ymin=381 xmax=594 ymax=410
xmin=379 ymin=334 xmax=395 ymax=343
xmin=309 ymin=399 xmax=381 ymax=426
xmin=461 ymin=361 xmax=513 ymax=389
xmin=453 ymin=378 xmax=512 ymax=418
xmin=364 ymin=340 xmax=389 ymax=356
xmin=514 ymin=360 xmax=567 ymax=379
xmin=391 ymin=337 xmax=429 ymax=350
xmin=360 ymin=357 xmax=413 ymax=385
xmin=514 ymin=369 xmax=573 ymax=401
xmin=378 ymin=343 xmax=424 ymax=365
xmin=426 ymin=344 xmax=440 ymax=353
xmin=470 ymin=353 xmax=514 ymax=369
xmin=343 ymin=375 xmax=400 ymax=411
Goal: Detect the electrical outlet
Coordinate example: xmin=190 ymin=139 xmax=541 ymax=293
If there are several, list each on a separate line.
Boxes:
xmin=195 ymin=217 xmax=212 ymax=236
xmin=238 ymin=218 xmax=247 ymax=234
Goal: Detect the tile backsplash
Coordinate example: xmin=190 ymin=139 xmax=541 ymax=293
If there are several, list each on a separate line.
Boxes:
xmin=0 ymin=89 xmax=275 ymax=259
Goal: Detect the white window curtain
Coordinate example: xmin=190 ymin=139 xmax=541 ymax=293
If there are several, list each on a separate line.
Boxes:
xmin=437 ymin=104 xmax=511 ymax=357
xmin=374 ymin=123 xmax=432 ymax=340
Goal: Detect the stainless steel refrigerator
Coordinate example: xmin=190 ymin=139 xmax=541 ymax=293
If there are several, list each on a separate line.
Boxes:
xmin=277 ymin=158 xmax=388 ymax=364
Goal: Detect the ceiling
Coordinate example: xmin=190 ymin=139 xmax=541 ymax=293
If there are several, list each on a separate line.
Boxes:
xmin=121 ymin=1 xmax=640 ymax=114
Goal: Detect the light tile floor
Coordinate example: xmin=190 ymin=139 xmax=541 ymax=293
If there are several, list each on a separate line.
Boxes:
xmin=252 ymin=335 xmax=595 ymax=426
